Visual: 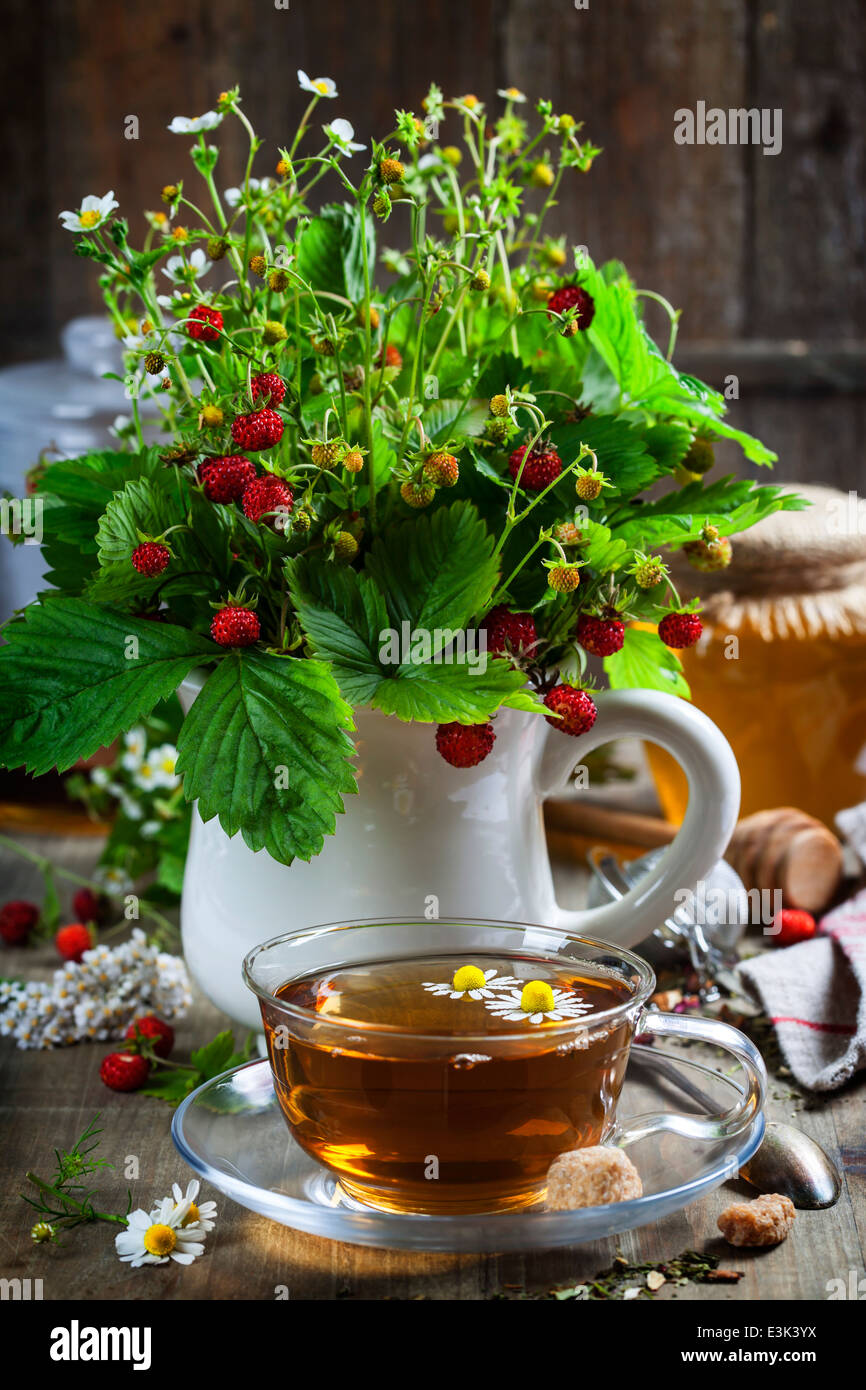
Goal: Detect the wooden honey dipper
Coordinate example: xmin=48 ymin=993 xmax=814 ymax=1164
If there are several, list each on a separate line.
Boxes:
xmin=545 ymin=802 xmax=844 ymax=916
xmin=726 ymin=807 xmax=844 ymax=915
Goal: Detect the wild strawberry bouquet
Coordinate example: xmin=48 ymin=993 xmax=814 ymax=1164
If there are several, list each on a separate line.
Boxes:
xmin=0 ymin=78 xmax=799 ymax=867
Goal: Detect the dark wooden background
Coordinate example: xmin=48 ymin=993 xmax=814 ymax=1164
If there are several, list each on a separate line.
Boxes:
xmin=2 ymin=0 xmax=864 ymax=485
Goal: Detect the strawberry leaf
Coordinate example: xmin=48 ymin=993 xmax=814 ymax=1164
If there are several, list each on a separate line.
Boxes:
xmin=371 ymin=657 xmax=542 ymax=723
xmin=175 ymin=649 xmax=357 ymax=865
xmin=603 ymin=626 xmax=690 ymax=699
xmin=0 ymin=599 xmax=218 ymax=775
xmin=286 ymin=557 xmax=388 ymax=705
xmin=365 ymin=499 xmax=499 ymax=637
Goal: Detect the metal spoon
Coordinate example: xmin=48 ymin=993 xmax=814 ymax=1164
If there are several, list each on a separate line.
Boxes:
xmin=739 ymin=1122 xmax=842 ymax=1209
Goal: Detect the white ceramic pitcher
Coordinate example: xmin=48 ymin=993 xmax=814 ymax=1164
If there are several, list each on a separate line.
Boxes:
xmin=178 ymin=673 xmax=739 ymax=1029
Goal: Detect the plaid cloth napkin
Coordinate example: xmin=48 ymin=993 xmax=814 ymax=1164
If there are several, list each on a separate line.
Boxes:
xmin=737 ymin=888 xmax=866 ymax=1091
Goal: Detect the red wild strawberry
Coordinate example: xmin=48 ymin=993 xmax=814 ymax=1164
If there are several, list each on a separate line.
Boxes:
xmin=131 ymin=542 xmax=170 ymax=577
xmin=231 ymin=407 xmax=284 ymax=452
xmin=250 ymin=371 xmax=286 ymax=407
xmin=198 ymin=455 xmax=257 ymax=503
xmin=187 ymin=304 xmax=223 ymax=342
xmin=658 ymin=612 xmax=703 ymax=649
xmin=543 ymin=685 xmax=598 ymax=737
xmin=241 ymin=474 xmax=294 ymax=526
xmin=483 ymin=606 xmax=538 ymax=660
xmin=72 ymin=888 xmax=106 ymax=926
xmin=55 ymin=923 xmax=93 ymax=962
xmin=435 ymin=721 xmax=496 ymax=768
xmin=546 ymin=284 xmax=595 ymax=330
xmin=508 ymin=443 xmax=562 ymax=490
xmin=0 ymin=900 xmax=39 ymax=945
xmin=771 ymin=909 xmax=817 ymax=948
xmin=377 ymin=343 xmax=403 ymax=370
xmin=211 ymin=606 xmax=261 ymax=647
xmin=576 ymin=613 xmax=625 ymax=657
xmin=100 ymin=1052 xmax=151 ymax=1092
xmin=125 ymin=1014 xmax=175 ymax=1059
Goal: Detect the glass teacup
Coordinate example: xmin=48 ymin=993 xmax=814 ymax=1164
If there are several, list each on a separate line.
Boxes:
xmin=244 ymin=918 xmax=765 ymax=1215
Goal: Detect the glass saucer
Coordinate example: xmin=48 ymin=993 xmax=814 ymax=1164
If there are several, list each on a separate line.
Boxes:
xmin=171 ymin=1047 xmax=764 ymax=1252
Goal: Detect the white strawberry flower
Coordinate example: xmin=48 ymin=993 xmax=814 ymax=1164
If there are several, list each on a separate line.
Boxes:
xmin=498 ymin=86 xmax=527 ymax=103
xmin=121 ymin=726 xmax=147 ymax=772
xmin=145 ymin=743 xmax=180 ymax=790
xmin=168 ymin=111 xmax=223 ymax=134
xmin=59 ymin=192 xmax=119 ymax=234
xmin=163 ymin=247 xmax=212 ymax=283
xmin=324 ymin=119 xmax=365 ymax=156
xmin=298 ymin=70 xmax=338 ymax=99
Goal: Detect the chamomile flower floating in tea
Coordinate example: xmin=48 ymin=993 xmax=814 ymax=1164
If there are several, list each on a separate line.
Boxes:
xmin=422 ymin=965 xmax=516 ymax=1000
xmin=487 ymin=981 xmax=595 ymax=1024
xmin=115 ymin=1196 xmax=206 ymax=1267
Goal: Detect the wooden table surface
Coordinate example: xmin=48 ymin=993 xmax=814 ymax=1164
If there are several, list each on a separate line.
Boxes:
xmin=2 ymin=832 xmax=865 ymax=1302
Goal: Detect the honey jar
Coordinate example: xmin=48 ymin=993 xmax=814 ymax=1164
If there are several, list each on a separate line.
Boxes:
xmin=647 ymin=484 xmax=866 ymax=829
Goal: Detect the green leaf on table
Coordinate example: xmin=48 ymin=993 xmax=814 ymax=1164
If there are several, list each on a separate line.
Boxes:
xmin=175 ymin=648 xmax=357 ymax=866
xmin=296 ymin=202 xmax=374 ymax=302
xmin=365 ymin=499 xmax=499 ymax=638
xmin=603 ymin=626 xmax=690 ymax=698
xmin=0 ymin=599 xmax=218 ymax=775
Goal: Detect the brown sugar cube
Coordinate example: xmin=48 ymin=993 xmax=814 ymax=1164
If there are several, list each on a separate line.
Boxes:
xmin=717 ymin=1193 xmax=796 ymax=1247
xmin=545 ymin=1146 xmax=642 ymax=1210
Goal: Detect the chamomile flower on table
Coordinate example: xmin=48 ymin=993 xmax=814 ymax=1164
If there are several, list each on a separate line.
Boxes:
xmin=116 ymin=1196 xmax=205 ymax=1267
xmin=297 ymin=70 xmax=337 ymax=98
xmin=166 ymin=1180 xmax=218 ymax=1234
xmin=58 ymin=192 xmax=119 ymax=233
xmin=324 ymin=119 xmax=365 ymax=156
xmin=167 ymin=111 xmax=223 ymax=134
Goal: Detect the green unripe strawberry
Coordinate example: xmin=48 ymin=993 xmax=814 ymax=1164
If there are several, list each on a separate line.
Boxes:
xmin=333 ymin=531 xmax=359 ymax=562
xmin=400 ymin=481 xmax=435 ymax=509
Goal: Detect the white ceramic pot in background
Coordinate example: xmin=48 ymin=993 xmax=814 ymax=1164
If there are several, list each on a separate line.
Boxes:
xmin=177 ymin=673 xmax=740 ymax=1030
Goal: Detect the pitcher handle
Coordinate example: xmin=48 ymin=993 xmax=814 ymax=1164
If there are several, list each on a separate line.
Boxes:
xmin=535 ymin=687 xmax=740 ymax=949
